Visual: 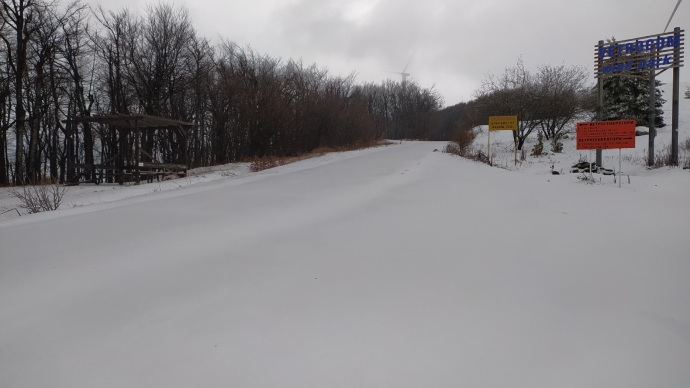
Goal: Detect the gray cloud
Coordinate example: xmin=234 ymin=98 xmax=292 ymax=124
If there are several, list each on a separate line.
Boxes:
xmin=87 ymin=0 xmax=689 ymax=105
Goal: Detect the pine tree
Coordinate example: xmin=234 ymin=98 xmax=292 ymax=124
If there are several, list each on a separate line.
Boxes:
xmin=602 ymin=73 xmax=665 ymax=128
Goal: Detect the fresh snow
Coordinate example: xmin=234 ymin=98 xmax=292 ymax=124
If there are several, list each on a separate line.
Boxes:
xmin=0 ymin=89 xmax=689 ymax=387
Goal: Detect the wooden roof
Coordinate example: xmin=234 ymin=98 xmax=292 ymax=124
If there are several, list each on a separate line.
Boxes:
xmin=64 ymin=113 xmax=193 ymax=129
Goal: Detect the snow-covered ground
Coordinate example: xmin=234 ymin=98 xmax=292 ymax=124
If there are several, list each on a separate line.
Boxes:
xmin=0 ymin=146 xmax=394 ymax=221
xmin=0 ymin=88 xmax=689 ymax=387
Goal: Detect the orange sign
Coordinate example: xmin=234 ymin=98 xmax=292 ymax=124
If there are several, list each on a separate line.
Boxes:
xmin=576 ymin=120 xmax=636 ymax=150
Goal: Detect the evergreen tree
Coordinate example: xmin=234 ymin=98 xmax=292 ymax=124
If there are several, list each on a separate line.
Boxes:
xmin=602 ymin=74 xmax=665 ymax=128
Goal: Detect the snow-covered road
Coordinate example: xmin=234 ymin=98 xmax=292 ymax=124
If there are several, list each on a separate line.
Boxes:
xmin=1 ymin=141 xmax=689 ymax=387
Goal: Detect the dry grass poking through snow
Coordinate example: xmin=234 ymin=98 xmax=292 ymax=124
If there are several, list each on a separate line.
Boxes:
xmin=248 ymin=155 xmax=307 ymax=172
xmin=680 ymin=138 xmax=690 ymax=168
xmin=248 ymin=140 xmax=396 ymax=172
xmin=621 ymin=138 xmax=690 ymax=169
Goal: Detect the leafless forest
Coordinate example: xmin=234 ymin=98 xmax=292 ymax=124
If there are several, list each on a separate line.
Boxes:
xmin=0 ymin=1 xmax=444 ymax=185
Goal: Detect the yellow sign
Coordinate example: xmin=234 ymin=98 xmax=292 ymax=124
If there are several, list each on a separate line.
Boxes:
xmin=488 ymin=115 xmax=518 ymax=130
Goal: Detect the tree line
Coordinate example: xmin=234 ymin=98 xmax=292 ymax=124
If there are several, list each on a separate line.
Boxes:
xmin=0 ymin=0 xmax=443 ymax=185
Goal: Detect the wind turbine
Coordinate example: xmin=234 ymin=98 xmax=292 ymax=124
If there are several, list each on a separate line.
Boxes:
xmin=385 ymin=50 xmax=416 ymax=86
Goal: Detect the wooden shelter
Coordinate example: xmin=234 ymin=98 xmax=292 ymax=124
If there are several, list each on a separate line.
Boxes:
xmin=63 ymin=114 xmax=193 ymax=185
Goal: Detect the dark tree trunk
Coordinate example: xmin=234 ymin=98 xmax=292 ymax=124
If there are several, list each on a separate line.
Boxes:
xmin=14 ymin=19 xmax=27 ymax=184
xmin=0 ymin=128 xmax=7 ymax=185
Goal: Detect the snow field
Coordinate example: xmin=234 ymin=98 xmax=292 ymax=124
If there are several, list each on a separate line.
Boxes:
xmin=1 ymin=82 xmax=689 ymax=387
xmin=1 ymin=139 xmax=689 ymax=387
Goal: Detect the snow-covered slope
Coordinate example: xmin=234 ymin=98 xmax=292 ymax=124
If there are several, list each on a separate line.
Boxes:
xmin=1 ymin=141 xmax=688 ymax=388
xmin=477 ymin=80 xmax=690 ymax=177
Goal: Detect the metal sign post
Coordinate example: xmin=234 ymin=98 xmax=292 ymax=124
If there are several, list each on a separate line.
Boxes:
xmin=488 ymin=128 xmax=491 ymax=165
xmin=589 ymin=150 xmax=593 ymax=181
xmin=648 ymin=65 xmax=656 ymax=166
xmin=577 ymin=120 xmax=636 ymax=186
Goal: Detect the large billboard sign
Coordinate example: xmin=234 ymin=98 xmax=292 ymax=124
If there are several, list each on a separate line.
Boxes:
xmin=595 ymin=30 xmax=684 ymax=77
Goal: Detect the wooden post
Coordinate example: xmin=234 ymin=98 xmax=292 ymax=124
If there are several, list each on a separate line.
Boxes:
xmin=647 ymin=63 xmax=656 ymax=167
xmin=671 ymin=27 xmax=680 ymax=166
xmin=182 ymin=126 xmax=188 ymax=173
xmin=513 ymin=137 xmax=516 ymax=166
xmin=67 ymin=120 xmax=75 ymax=183
xmin=118 ymin=127 xmax=125 ymax=185
xmin=180 ymin=127 xmax=189 ymax=171
xmin=135 ymin=119 xmax=141 ymax=185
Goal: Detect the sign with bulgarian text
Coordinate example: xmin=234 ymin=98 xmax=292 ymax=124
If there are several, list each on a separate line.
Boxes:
xmin=576 ymin=120 xmax=636 ymax=150
xmin=595 ymin=30 xmax=684 ymax=77
xmin=488 ymin=116 xmax=518 ymax=130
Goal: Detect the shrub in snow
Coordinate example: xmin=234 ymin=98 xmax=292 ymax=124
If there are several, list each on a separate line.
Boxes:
xmin=551 ymin=132 xmax=564 ymax=153
xmin=9 ymin=179 xmax=68 ymax=214
xmin=531 ymin=131 xmax=544 ymax=157
xmin=446 ymin=128 xmax=477 ymax=157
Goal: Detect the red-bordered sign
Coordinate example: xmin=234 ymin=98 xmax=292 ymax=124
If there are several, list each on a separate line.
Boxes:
xmin=576 ymin=120 xmax=636 ymax=150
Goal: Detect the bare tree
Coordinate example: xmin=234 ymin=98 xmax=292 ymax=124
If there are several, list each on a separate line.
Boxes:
xmin=58 ymin=2 xmax=92 ymax=179
xmin=0 ymin=0 xmax=47 ymax=183
xmin=182 ymin=34 xmax=213 ymax=167
xmin=534 ymin=64 xmax=591 ymax=141
xmin=126 ymin=2 xmax=193 ymax=117
xmin=90 ymin=6 xmax=137 ymax=182
xmin=91 ymin=6 xmax=134 ymax=115
xmin=0 ymin=13 xmax=15 ymax=184
xmin=25 ymin=4 xmax=61 ymax=182
xmin=474 ymin=58 xmax=544 ymax=151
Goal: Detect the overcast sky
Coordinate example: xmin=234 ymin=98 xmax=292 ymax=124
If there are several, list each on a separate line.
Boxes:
xmin=85 ymin=0 xmax=688 ymax=106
